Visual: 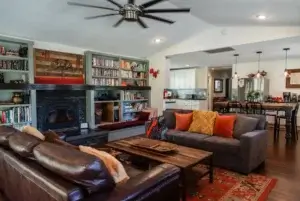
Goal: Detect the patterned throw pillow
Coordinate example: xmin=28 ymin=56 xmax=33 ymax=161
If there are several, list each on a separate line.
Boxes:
xmin=188 ymin=110 xmax=217 ymax=135
xmin=146 ymin=116 xmax=168 ymax=140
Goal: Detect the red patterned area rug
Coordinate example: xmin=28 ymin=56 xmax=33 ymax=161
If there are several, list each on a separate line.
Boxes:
xmin=186 ymin=167 xmax=277 ymax=201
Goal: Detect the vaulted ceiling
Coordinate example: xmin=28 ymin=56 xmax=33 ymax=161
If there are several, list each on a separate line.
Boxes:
xmin=0 ymin=0 xmax=299 ymax=57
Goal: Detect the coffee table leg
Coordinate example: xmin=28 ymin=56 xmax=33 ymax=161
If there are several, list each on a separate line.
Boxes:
xmin=181 ymin=169 xmax=186 ymax=201
xmin=209 ymin=155 xmax=213 ymax=183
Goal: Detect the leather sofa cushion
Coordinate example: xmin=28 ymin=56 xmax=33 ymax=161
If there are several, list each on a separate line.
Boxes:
xmin=0 ymin=126 xmax=21 ymax=147
xmin=33 ymin=142 xmax=115 ymax=194
xmin=1 ymin=148 xmax=84 ymax=201
xmin=8 ymin=133 xmax=41 ymax=158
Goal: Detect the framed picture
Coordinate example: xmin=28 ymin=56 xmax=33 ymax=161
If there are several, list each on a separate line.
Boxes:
xmin=286 ymin=69 xmax=300 ymax=88
xmin=214 ymin=79 xmax=223 ymax=93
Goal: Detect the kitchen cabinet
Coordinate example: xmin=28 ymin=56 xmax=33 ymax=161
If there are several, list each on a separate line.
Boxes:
xmin=169 ymin=68 xmax=207 ymax=89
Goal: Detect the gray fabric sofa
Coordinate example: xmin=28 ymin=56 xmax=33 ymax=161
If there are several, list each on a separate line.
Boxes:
xmin=161 ymin=109 xmax=268 ymax=174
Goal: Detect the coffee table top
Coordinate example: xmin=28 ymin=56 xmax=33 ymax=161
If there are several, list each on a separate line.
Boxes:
xmin=106 ymin=136 xmax=212 ymax=169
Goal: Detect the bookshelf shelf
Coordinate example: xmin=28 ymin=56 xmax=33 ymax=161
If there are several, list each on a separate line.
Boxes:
xmin=0 ymin=55 xmax=28 ymax=61
xmin=0 ymin=104 xmax=31 ymax=108
xmin=85 ymin=51 xmax=150 ymax=128
xmin=0 ymin=36 xmax=35 ymax=129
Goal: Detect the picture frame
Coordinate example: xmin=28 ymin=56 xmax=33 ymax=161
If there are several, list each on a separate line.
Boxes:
xmin=214 ymin=79 xmax=223 ymax=93
xmin=286 ymin=69 xmax=300 ymax=88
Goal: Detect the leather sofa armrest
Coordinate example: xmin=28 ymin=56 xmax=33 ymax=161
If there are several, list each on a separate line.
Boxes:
xmin=240 ymin=130 xmax=268 ymax=172
xmin=85 ymin=163 xmax=180 ymax=201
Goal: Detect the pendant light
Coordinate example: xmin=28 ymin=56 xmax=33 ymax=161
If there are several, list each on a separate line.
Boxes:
xmin=256 ymin=51 xmax=262 ymax=78
xmin=232 ymin=53 xmax=239 ymax=79
xmin=283 ymin=48 xmax=290 ymax=77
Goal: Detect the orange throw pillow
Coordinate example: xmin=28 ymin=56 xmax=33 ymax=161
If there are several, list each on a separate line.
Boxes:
xmin=175 ymin=112 xmax=193 ymax=131
xmin=214 ymin=115 xmax=236 ymax=138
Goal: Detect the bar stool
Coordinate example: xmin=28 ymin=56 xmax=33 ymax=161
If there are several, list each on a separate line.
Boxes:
xmin=275 ymin=103 xmax=299 ymax=141
xmin=265 ymin=110 xmax=279 ymax=141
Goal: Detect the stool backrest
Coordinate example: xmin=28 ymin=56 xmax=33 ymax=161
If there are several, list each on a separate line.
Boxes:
xmin=246 ymin=102 xmax=265 ymax=115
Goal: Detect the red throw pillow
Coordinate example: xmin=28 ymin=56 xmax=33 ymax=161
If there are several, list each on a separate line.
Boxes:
xmin=175 ymin=112 xmax=193 ymax=131
xmin=214 ymin=115 xmax=236 ymax=138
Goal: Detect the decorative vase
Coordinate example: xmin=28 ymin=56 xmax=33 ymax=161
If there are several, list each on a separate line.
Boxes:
xmin=12 ymin=92 xmax=23 ymax=104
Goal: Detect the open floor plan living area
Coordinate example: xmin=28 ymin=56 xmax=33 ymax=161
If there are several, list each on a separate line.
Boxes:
xmin=1 ymin=0 xmax=300 ymax=200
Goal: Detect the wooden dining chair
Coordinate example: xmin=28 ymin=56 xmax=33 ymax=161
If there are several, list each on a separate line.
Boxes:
xmin=226 ymin=101 xmax=244 ymax=114
xmin=246 ymin=102 xmax=265 ymax=115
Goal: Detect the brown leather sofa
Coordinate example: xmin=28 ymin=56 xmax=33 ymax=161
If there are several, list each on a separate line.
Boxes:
xmin=0 ymin=126 xmax=181 ymax=201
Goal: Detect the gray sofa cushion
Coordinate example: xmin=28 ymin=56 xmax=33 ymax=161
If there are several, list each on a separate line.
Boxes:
xmin=233 ymin=115 xmax=259 ymax=139
xmin=203 ymin=136 xmax=240 ymax=155
xmin=163 ymin=110 xmax=176 ymax=129
xmin=165 ymin=130 xmax=210 ymax=149
xmin=246 ymin=114 xmax=266 ymax=130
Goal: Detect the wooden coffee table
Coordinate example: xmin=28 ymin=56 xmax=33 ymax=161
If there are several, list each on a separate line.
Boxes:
xmin=106 ymin=136 xmax=214 ymax=201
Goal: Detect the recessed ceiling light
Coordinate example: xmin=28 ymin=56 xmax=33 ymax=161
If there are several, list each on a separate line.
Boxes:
xmin=256 ymin=15 xmax=267 ymax=20
xmin=185 ymin=64 xmax=190 ymax=67
xmin=154 ymin=38 xmax=162 ymax=44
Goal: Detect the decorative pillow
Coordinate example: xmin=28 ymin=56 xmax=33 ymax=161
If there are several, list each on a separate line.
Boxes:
xmin=214 ymin=115 xmax=236 ymax=138
xmin=9 ymin=133 xmax=41 ymax=158
xmin=175 ymin=112 xmax=193 ymax=131
xmin=233 ymin=115 xmax=259 ymax=139
xmin=22 ymin=126 xmax=45 ymax=141
xmin=79 ymin=146 xmax=129 ymax=183
xmin=33 ymin=142 xmax=115 ymax=193
xmin=188 ymin=110 xmax=217 ymax=135
xmin=146 ymin=116 xmax=168 ymax=140
xmin=0 ymin=126 xmax=21 ymax=147
xmin=138 ymin=111 xmax=150 ymax=121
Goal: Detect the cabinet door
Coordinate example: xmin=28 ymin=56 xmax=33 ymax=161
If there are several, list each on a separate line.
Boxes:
xmin=185 ymin=69 xmax=195 ymax=89
xmin=169 ymin=71 xmax=175 ymax=88
xmin=177 ymin=70 xmax=184 ymax=89
xmin=174 ymin=71 xmax=180 ymax=89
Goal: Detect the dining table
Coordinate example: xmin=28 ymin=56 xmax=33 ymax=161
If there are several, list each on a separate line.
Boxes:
xmin=213 ymin=101 xmax=298 ymax=142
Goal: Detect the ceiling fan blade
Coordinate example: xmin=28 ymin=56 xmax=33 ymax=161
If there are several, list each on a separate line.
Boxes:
xmin=113 ymin=18 xmax=125 ymax=27
xmin=141 ymin=14 xmax=174 ymax=24
xmin=144 ymin=8 xmax=191 ymax=13
xmin=68 ymin=2 xmax=118 ymax=11
xmin=128 ymin=0 xmax=135 ymax=4
xmin=137 ymin=18 xmax=148 ymax=28
xmin=85 ymin=13 xmax=119 ymax=20
xmin=140 ymin=0 xmax=165 ymax=9
xmin=106 ymin=0 xmax=123 ymax=8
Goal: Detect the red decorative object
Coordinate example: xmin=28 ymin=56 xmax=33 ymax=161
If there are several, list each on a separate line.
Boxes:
xmin=149 ymin=68 xmax=159 ymax=78
xmin=186 ymin=165 xmax=277 ymax=201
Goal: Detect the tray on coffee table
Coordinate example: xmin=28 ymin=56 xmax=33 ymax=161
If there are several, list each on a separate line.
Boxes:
xmin=126 ymin=137 xmax=177 ymax=154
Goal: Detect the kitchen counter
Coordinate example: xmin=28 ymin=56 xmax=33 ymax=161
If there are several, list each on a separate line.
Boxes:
xmin=163 ymin=99 xmax=208 ymax=110
xmin=164 ymin=98 xmax=207 ymax=101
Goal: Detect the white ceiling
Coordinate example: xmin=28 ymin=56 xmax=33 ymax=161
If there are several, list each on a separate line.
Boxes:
xmin=169 ymin=36 xmax=300 ymax=68
xmin=0 ymin=0 xmax=209 ymax=57
xmin=173 ymin=0 xmax=300 ymax=26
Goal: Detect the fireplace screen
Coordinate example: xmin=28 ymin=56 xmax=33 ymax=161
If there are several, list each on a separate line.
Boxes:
xmin=47 ymin=108 xmax=76 ymax=124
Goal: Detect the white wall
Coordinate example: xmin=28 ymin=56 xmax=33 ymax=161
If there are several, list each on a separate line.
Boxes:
xmin=148 ymin=26 xmax=300 ymax=114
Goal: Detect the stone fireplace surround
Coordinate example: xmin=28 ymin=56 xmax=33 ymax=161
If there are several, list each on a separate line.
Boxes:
xmin=36 ymin=90 xmax=86 ymax=132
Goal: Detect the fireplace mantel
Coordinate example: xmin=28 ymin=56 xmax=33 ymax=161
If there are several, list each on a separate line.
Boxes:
xmin=0 ymin=83 xmax=151 ymax=91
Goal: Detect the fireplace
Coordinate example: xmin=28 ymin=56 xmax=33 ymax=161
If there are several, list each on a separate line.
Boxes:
xmin=37 ymin=90 xmax=86 ymax=132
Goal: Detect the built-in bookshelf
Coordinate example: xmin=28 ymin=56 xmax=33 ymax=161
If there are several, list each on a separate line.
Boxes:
xmin=85 ymin=51 xmax=150 ymax=129
xmin=0 ymin=36 xmax=35 ymax=129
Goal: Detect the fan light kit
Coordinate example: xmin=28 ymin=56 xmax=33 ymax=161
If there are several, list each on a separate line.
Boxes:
xmin=283 ymin=48 xmax=290 ymax=78
xmin=257 ymin=15 xmax=267 ymax=20
xmin=256 ymin=51 xmax=262 ymax=78
xmin=68 ymin=0 xmax=191 ymax=28
xmin=232 ymin=53 xmax=239 ymax=79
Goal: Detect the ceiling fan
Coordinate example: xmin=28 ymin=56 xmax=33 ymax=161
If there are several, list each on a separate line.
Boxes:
xmin=67 ymin=0 xmax=191 ymax=28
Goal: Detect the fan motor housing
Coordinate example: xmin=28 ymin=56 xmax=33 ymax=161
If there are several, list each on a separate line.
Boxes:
xmin=121 ymin=4 xmax=141 ymax=21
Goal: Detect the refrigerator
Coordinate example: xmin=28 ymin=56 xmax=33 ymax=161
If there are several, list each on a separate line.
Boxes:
xmin=237 ymin=78 xmax=269 ymax=101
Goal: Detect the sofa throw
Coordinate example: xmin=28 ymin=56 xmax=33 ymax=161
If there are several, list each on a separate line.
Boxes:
xmin=188 ymin=110 xmax=217 ymax=135
xmin=79 ymin=146 xmax=129 ymax=184
xmin=146 ymin=116 xmax=168 ymax=140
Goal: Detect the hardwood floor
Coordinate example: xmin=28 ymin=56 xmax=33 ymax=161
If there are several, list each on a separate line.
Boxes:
xmin=256 ymin=128 xmax=300 ymax=201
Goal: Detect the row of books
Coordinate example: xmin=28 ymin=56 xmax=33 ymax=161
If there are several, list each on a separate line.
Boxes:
xmin=1 ymin=106 xmax=31 ymax=125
